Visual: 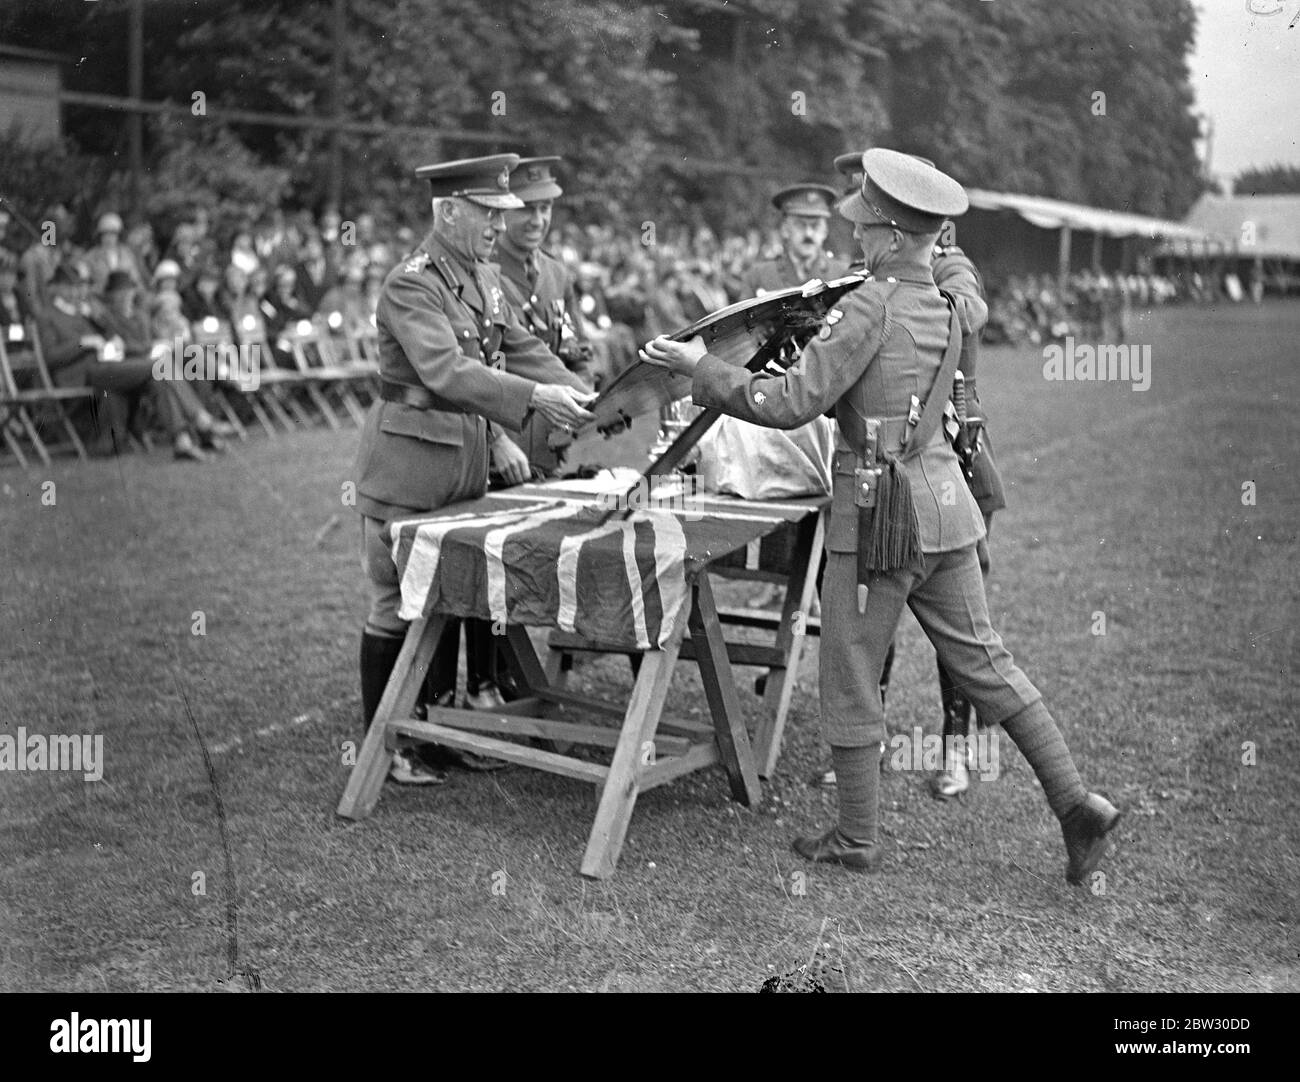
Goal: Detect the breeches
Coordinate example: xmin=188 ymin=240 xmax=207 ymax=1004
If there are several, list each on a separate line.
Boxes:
xmin=360 ymin=514 xmax=408 ymax=638
xmin=818 ymin=544 xmax=1039 ymax=747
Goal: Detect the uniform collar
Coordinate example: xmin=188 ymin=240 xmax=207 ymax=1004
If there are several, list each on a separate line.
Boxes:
xmin=866 ymin=251 xmax=935 ymax=285
xmin=494 ymin=235 xmax=535 ymax=288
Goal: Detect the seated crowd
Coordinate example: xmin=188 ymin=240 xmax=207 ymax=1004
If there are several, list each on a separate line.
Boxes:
xmin=0 ymin=203 xmax=399 ymax=460
xmin=2 ymin=196 xmax=1223 ymax=465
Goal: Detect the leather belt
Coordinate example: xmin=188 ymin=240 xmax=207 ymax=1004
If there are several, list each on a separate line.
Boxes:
xmin=379 ymin=379 xmax=465 ymax=414
xmin=833 ymin=415 xmax=943 ymax=473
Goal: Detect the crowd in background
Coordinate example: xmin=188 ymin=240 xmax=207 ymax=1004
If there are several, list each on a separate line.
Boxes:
xmin=0 ymin=197 xmax=1262 ymax=463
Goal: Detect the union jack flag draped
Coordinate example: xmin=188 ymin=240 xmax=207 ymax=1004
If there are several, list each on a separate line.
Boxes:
xmin=389 ymin=482 xmax=820 ymax=650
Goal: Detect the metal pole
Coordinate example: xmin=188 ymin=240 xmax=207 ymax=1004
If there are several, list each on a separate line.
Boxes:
xmin=128 ymin=0 xmax=144 ymax=216
xmin=1058 ymin=225 xmax=1071 ymax=289
xmin=329 ymin=0 xmax=345 ymax=212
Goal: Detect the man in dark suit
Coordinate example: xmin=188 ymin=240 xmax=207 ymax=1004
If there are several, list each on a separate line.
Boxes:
xmin=353 ymin=154 xmax=596 ymax=784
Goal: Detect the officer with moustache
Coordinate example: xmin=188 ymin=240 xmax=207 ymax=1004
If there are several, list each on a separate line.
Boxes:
xmin=813 ymin=150 xmax=1008 ymax=799
xmin=492 ymin=156 xmax=593 ymax=477
xmin=641 ymin=150 xmax=1119 ymax=883
xmin=741 ymin=184 xmax=846 ymax=298
xmin=353 ymin=154 xmax=596 ymax=784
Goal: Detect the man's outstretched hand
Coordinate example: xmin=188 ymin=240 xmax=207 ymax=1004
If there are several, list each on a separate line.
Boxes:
xmin=640 ymin=334 xmax=706 ymax=376
xmin=529 ymin=383 xmax=597 ymax=431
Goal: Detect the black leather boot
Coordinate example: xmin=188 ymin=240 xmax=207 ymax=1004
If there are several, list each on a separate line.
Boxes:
xmin=930 ymin=657 xmax=972 ymax=800
xmin=1062 ymin=793 xmax=1122 ymax=884
xmin=359 ymin=631 xmax=405 ymax=731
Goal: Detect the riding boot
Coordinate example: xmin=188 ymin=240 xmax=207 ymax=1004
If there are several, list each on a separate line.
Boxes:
xmin=931 ymin=657 xmax=972 ymax=799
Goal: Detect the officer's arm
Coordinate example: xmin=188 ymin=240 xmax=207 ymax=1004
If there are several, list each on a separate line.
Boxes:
xmin=381 ymin=269 xmax=537 ymax=430
xmin=691 ymin=292 xmax=888 ymax=429
xmin=932 ymin=247 xmax=989 ymax=335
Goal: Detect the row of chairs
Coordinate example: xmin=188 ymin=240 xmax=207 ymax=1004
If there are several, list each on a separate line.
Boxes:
xmin=0 ymin=314 xmax=382 ymax=468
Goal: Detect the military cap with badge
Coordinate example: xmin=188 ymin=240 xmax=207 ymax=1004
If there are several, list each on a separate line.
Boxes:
xmin=415 ymin=154 xmax=525 ymax=209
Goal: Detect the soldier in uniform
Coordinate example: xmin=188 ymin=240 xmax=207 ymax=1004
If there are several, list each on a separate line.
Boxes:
xmin=353 ymin=154 xmax=597 ymax=784
xmin=812 ymin=150 xmax=1008 ymax=798
xmin=641 ymin=150 xmax=1120 ymax=882
xmin=491 ymin=156 xmax=593 ymax=477
xmin=741 ymin=184 xmax=846 ymax=298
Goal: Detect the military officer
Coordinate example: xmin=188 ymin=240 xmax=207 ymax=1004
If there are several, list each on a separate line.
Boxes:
xmin=641 ymin=150 xmax=1119 ymax=883
xmin=492 ymin=155 xmax=593 ymax=476
xmin=734 ymin=183 xmax=846 ymax=613
xmin=813 ymin=149 xmax=1008 ymax=798
xmin=741 ymin=184 xmax=846 ymax=298
xmin=354 ymin=154 xmax=597 ymax=785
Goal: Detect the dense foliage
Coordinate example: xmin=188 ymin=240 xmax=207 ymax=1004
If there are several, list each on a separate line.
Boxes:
xmin=1 ymin=0 xmax=1210 ymax=231
xmin=1233 ymin=164 xmax=1300 ymax=196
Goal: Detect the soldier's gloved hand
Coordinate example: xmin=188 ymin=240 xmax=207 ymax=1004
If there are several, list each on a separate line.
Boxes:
xmin=490 ymin=432 xmax=531 ymax=486
xmin=530 ymin=384 xmax=597 ymax=430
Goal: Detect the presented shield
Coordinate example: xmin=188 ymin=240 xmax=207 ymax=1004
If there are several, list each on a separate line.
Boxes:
xmin=552 ymin=274 xmax=867 ymax=451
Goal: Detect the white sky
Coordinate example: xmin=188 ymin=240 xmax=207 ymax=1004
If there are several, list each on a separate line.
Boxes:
xmin=1188 ymin=0 xmax=1300 ymax=183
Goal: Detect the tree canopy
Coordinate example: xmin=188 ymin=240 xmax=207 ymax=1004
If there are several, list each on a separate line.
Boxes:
xmin=0 ymin=0 xmax=1211 ymax=232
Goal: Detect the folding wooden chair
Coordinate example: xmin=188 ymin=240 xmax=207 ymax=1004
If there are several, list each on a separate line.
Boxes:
xmin=0 ymin=320 xmax=93 ymax=466
xmin=234 ymin=314 xmax=310 ymax=435
xmin=288 ymin=319 xmax=373 ymax=428
xmin=189 ymin=316 xmax=250 ymax=442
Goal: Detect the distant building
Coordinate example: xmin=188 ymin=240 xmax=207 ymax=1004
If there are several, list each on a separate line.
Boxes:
xmin=1181 ymin=194 xmax=1300 ymax=263
xmin=0 ymin=43 xmax=67 ymax=144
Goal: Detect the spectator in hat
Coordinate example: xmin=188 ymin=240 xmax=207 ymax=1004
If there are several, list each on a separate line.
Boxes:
xmin=294 ymin=232 xmax=337 ymax=312
xmin=183 ymin=262 xmax=227 ymax=323
xmin=35 ymin=262 xmax=102 ymax=386
xmin=220 ymin=264 xmax=263 ymax=341
xmin=152 ymin=259 xmax=183 ymax=304
xmin=124 ymin=220 xmax=158 ymax=280
xmin=318 ymin=260 xmax=372 ymax=338
xmin=84 ymin=212 xmax=145 ymax=296
xmin=262 ymin=264 xmax=314 ymax=362
xmin=18 ymin=203 xmax=77 ymax=318
xmin=96 ymin=269 xmax=227 ymax=459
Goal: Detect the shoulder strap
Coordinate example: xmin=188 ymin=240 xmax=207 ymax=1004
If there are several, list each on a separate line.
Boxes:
xmin=899 ymin=289 xmax=962 ymax=461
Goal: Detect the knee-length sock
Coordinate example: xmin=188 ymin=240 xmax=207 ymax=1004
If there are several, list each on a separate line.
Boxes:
xmin=1001 ymin=701 xmax=1087 ymax=818
xmin=831 ymin=743 xmax=880 ymax=844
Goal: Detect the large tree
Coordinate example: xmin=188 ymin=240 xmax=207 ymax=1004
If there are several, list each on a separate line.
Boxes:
xmin=0 ymin=0 xmax=1209 ymax=231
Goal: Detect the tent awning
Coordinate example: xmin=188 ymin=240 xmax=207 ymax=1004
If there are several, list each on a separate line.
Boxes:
xmin=966 ymin=189 xmax=1211 ymax=243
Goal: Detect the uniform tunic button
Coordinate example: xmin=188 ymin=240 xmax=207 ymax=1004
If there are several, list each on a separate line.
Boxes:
xmin=462 ymin=330 xmax=471 ymax=338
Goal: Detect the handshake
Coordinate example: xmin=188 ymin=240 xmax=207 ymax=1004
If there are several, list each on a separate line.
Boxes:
xmin=529 ymin=383 xmax=597 ymax=439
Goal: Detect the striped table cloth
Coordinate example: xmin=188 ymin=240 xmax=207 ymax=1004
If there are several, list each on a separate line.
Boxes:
xmin=389 ymin=478 xmax=824 ymax=651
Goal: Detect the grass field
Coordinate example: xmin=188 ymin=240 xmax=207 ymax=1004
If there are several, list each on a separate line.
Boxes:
xmin=2 ymin=301 xmax=1297 ymax=992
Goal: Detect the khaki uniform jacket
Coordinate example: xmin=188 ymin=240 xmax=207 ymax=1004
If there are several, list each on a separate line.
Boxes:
xmin=692 ymin=255 xmax=985 ymax=558
xmin=494 ymin=240 xmax=592 ymax=473
xmin=352 ymin=232 xmax=588 ymax=521
xmin=741 ymin=250 xmax=846 ymax=298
